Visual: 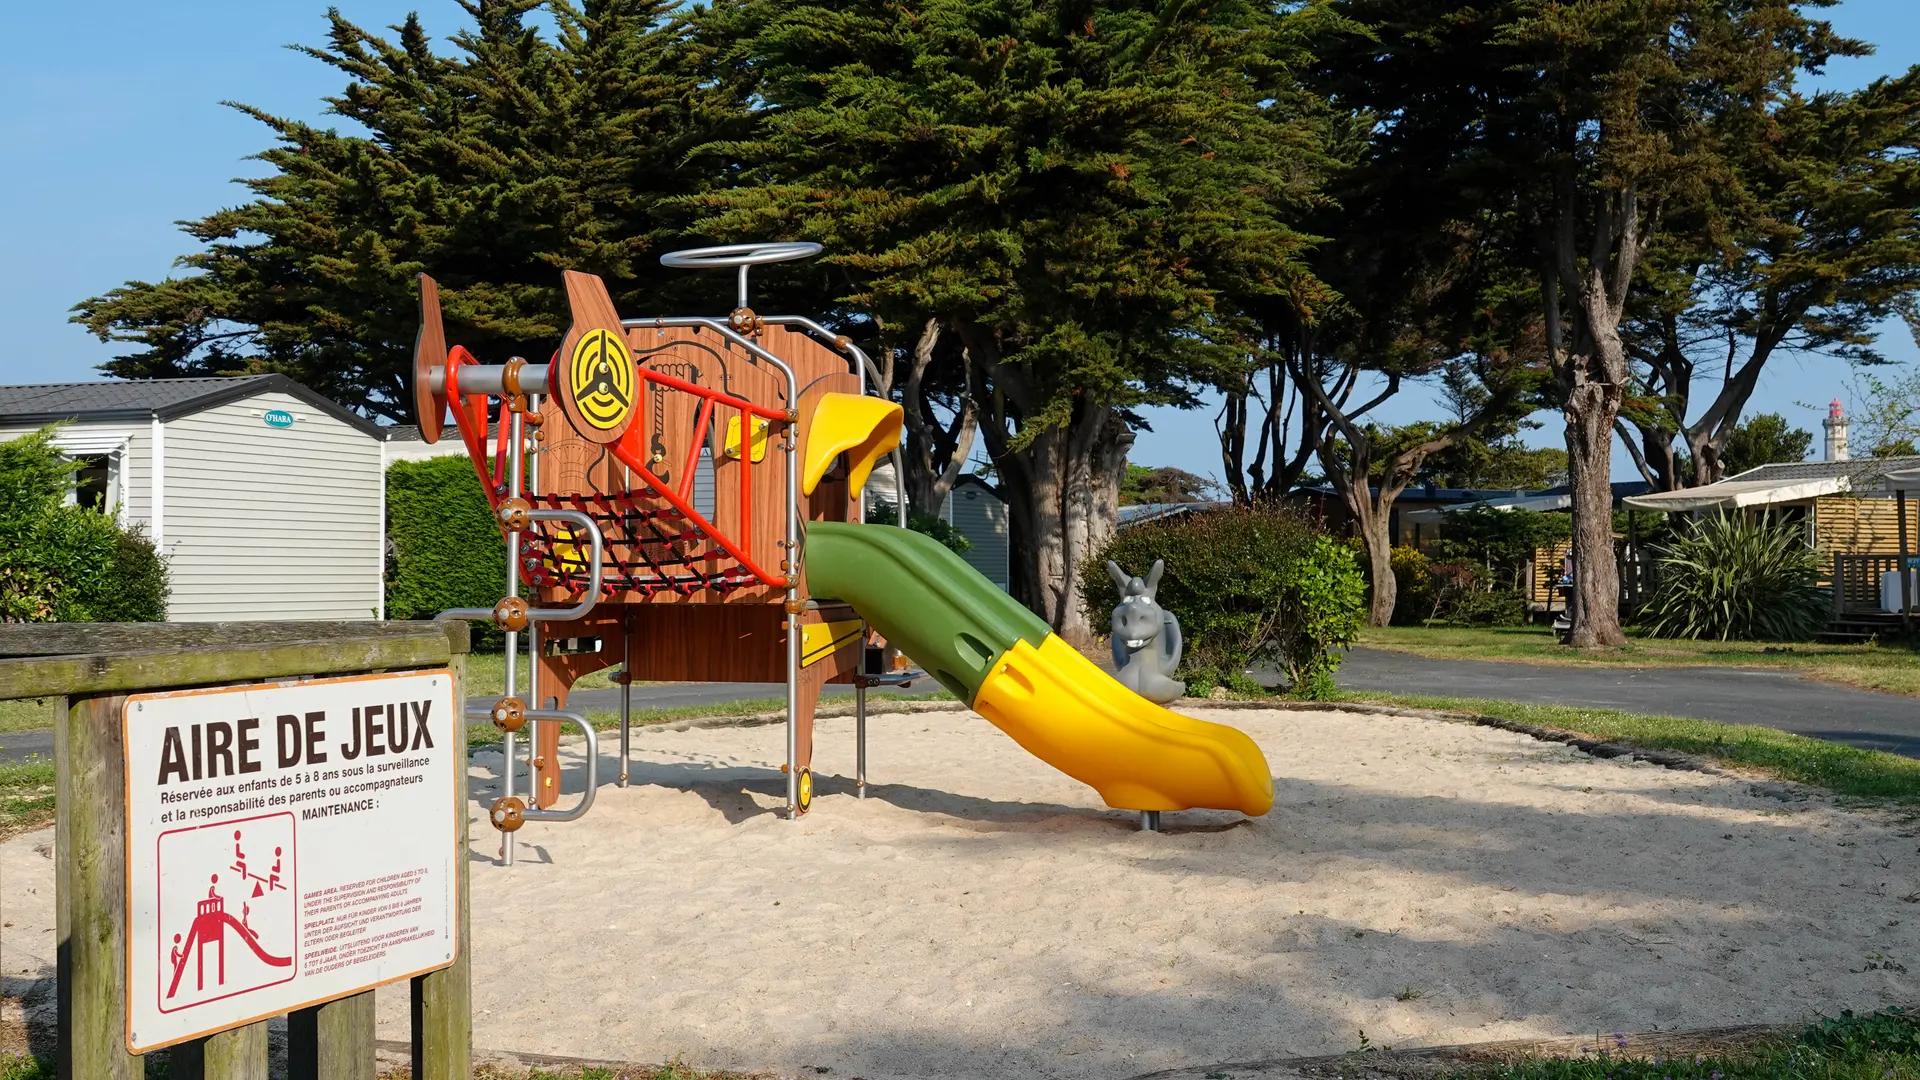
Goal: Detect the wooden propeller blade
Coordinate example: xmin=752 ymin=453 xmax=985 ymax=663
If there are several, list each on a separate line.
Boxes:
xmin=412 ymin=274 xmax=448 ymax=444
xmin=552 ymin=270 xmax=638 ymax=445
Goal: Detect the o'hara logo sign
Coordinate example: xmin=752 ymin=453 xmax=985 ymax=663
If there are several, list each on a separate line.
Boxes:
xmin=262 ymin=409 xmax=295 ymax=428
xmin=123 ymin=671 xmax=457 ymax=1052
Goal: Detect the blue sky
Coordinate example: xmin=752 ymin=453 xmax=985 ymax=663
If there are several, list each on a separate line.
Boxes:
xmin=2 ymin=1 xmax=1916 ymax=482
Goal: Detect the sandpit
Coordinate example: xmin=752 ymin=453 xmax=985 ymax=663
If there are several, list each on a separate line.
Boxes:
xmin=4 ymin=705 xmax=1916 ymax=1078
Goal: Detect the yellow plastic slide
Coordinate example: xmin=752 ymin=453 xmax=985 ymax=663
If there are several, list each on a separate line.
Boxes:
xmin=972 ymin=636 xmax=1275 ymax=816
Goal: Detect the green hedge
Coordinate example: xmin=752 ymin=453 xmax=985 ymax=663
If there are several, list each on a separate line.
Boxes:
xmin=1079 ymin=504 xmax=1366 ymax=698
xmin=386 ymin=455 xmax=505 ymax=642
xmin=0 ymin=427 xmax=166 ymax=622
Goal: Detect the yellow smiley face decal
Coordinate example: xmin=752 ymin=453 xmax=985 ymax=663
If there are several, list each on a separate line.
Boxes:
xmin=568 ymin=328 xmax=635 ymax=432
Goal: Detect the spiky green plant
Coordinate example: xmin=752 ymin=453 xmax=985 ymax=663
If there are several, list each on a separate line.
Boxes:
xmin=1641 ymin=512 xmax=1827 ymax=642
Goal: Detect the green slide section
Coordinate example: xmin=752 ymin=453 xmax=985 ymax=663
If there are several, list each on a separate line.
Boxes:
xmin=804 ymin=520 xmax=1051 ymax=701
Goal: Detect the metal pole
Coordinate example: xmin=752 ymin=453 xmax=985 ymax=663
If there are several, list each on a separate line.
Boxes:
xmin=1900 ymin=488 xmax=1912 ymax=636
xmin=737 ymin=264 xmax=750 ymax=311
xmin=619 ymin=612 xmax=632 ymax=788
xmin=501 ymin=405 xmax=525 ymax=867
xmin=528 ymin=620 xmax=543 ymax=812
xmin=1139 ymin=811 xmax=1161 ymax=832
xmin=856 ymin=623 xmax=868 ymax=800
xmin=786 ymin=412 xmax=800 ymax=819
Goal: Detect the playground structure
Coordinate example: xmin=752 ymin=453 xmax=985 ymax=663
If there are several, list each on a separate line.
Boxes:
xmin=414 ymin=243 xmax=1274 ymax=859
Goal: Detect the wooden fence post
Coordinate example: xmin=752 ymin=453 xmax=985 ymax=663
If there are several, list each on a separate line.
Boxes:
xmin=287 ymin=990 xmax=376 ymax=1080
xmin=56 ymin=692 xmax=139 ymax=1080
xmin=411 ymin=652 xmax=471 ymax=1080
xmin=170 ymin=1021 xmax=269 ymax=1079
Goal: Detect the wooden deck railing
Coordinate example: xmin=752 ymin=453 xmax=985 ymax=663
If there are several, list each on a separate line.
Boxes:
xmin=1832 ymin=553 xmax=1907 ymax=616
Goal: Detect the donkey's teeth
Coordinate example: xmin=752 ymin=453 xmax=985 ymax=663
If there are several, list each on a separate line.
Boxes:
xmin=1125 ymin=639 xmax=1148 ymax=648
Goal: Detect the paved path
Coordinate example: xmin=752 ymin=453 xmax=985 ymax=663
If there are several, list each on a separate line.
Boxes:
xmin=1336 ymin=647 xmax=1920 ymax=757
xmin=5 ymin=650 xmax=1913 ymax=763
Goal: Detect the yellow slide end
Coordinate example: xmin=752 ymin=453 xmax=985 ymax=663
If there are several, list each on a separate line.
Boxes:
xmin=972 ymin=636 xmax=1275 ymax=816
xmin=803 ymin=393 xmax=903 ymax=496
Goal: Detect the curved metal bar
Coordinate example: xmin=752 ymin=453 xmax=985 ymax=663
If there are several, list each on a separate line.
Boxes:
xmin=755 ymin=315 xmax=908 ymax=527
xmin=659 ymin=242 xmax=823 ymax=269
xmin=756 ymin=315 xmax=887 ymax=391
xmin=524 ymin=509 xmax=604 ymax=622
xmin=517 ymin=708 xmax=598 ymax=822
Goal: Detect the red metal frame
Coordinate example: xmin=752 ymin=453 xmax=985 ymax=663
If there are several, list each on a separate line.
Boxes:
xmin=436 ymin=343 xmax=792 ymax=592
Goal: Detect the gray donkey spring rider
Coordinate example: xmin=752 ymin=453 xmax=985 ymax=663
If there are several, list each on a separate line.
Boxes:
xmin=1107 ymin=559 xmax=1184 ymax=704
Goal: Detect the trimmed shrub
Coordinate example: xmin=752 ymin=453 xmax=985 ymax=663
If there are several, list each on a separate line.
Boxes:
xmin=386 ymin=456 xmax=506 ymax=641
xmin=1079 ymin=505 xmax=1366 ymax=698
xmin=0 ymin=426 xmax=167 ymax=622
xmin=1642 ymin=512 xmax=1827 ymax=641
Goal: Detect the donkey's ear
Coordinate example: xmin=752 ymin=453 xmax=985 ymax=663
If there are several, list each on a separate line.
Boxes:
xmin=1107 ymin=560 xmax=1130 ymax=592
xmin=1145 ymin=559 xmax=1165 ymax=595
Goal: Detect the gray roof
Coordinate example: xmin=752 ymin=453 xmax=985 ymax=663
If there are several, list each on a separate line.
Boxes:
xmin=0 ymin=375 xmax=384 ymax=438
xmin=383 ymin=425 xmax=425 ymax=442
xmin=1724 ymin=456 xmax=1920 ymax=490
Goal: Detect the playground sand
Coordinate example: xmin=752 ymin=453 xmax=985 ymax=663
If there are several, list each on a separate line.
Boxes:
xmin=4 ymin=706 xmax=1916 ymax=1076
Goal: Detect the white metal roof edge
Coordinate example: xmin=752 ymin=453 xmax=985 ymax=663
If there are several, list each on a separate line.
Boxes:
xmin=1622 ymin=475 xmax=1851 ymax=512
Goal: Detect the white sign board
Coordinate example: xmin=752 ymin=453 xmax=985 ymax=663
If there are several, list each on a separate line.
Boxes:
xmin=123 ymin=670 xmax=459 ymax=1052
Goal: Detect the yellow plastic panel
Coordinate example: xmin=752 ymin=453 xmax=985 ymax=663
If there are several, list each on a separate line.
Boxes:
xmin=802 ymin=393 xmax=903 ymax=496
xmin=800 ymin=618 xmax=864 ymax=668
xmin=726 ymin=415 xmax=770 ymax=463
xmin=971 ymin=635 xmax=1274 ymax=815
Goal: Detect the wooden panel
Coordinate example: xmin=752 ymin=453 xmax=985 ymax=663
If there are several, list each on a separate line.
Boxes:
xmin=1814 ymin=495 xmax=1920 ymax=556
xmin=1530 ymin=542 xmax=1571 ymax=606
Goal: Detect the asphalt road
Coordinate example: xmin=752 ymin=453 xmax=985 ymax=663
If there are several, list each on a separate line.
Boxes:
xmin=4 ymin=648 xmax=1913 ymax=762
xmin=1335 ymin=646 xmax=1920 ymax=757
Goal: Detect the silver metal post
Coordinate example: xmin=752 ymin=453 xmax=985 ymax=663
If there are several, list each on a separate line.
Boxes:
xmin=528 ymin=620 xmax=543 ymax=815
xmin=737 ymin=264 xmax=750 ymax=310
xmin=501 ymin=405 xmax=526 ymax=866
xmin=1140 ymin=811 xmax=1161 ymax=832
xmin=856 ymin=658 xmax=868 ymax=801
xmin=785 ymin=416 xmax=800 ymax=819
xmin=618 ymin=616 xmax=632 ymax=788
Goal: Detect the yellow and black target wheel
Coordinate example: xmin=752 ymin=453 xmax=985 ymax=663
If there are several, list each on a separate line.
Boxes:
xmin=568 ymin=327 xmax=636 ymax=434
xmin=796 ymin=767 xmax=814 ymax=814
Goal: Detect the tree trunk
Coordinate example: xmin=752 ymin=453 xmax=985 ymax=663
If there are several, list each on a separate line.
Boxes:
xmin=957 ymin=322 xmax=1130 ymax=645
xmin=899 ymin=318 xmax=978 ymax=516
xmin=1359 ymin=509 xmax=1396 ymax=627
xmin=1564 ymin=381 xmax=1627 ymax=647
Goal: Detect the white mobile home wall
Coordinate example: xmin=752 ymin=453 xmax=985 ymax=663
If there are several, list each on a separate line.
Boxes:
xmin=163 ymin=390 xmax=383 ymax=620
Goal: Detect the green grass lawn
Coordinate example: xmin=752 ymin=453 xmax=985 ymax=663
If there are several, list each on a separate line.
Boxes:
xmin=1360 ymin=624 xmax=1920 ymax=698
xmin=0 ymin=698 xmax=55 ymax=733
xmin=463 ymin=650 xmax=626 ymax=698
xmin=1334 ymin=689 xmax=1920 ymax=805
xmin=0 ymin=757 xmax=55 ymax=841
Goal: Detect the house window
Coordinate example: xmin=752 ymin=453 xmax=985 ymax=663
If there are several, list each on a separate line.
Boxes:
xmin=67 ymin=453 xmax=120 ymax=513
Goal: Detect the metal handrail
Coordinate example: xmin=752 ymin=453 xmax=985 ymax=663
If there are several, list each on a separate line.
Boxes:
xmin=435 ymin=510 xmax=605 ymax=624
xmin=464 ymin=707 xmax=599 ymax=823
xmin=757 ymin=314 xmax=909 ymax=528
